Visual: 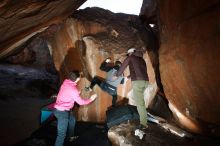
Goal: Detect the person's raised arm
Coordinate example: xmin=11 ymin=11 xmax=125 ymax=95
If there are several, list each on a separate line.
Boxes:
xmin=100 ymin=58 xmax=113 ymax=72
xmin=116 ymin=57 xmax=130 ymax=77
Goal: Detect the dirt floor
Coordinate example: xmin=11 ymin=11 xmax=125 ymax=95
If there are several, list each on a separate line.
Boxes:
xmin=0 ymin=97 xmax=53 ymax=146
xmin=0 ymin=97 xmax=220 ymax=146
xmin=15 ymin=121 xmax=111 ymax=146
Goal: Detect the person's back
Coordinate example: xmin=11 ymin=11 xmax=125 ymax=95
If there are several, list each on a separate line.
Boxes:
xmin=53 ymin=71 xmax=97 ymax=146
xmin=116 ymin=50 xmax=148 ymax=82
xmin=127 ymin=51 xmax=148 ymax=81
xmin=106 ymin=67 xmax=123 ymax=87
xmin=116 ymin=48 xmax=149 ymax=132
xmin=54 ymin=79 xmax=78 ymax=111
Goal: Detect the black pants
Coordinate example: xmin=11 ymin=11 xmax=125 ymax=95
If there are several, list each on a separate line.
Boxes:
xmin=90 ymin=76 xmax=117 ymax=106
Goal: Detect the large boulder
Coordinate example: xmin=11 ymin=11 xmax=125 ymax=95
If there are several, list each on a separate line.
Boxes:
xmin=157 ymin=0 xmax=220 ymax=136
xmin=48 ymin=8 xmax=158 ymax=122
xmin=0 ymin=0 xmax=86 ymax=59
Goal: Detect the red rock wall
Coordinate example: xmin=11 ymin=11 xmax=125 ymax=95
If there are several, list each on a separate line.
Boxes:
xmin=158 ymin=0 xmax=220 ymax=135
xmin=0 ymin=0 xmax=86 ymax=58
xmin=49 ymin=14 xmax=158 ymax=122
xmin=49 ymin=18 xmax=119 ymax=122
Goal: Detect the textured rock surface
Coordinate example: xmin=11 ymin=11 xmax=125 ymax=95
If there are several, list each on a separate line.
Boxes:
xmin=157 ymin=0 xmax=220 ymax=135
xmin=108 ymin=121 xmax=213 ymax=146
xmin=0 ymin=0 xmax=86 ymax=58
xmin=0 ymin=0 xmax=219 ymax=139
xmin=0 ymin=28 xmax=59 ymax=99
xmin=140 ymin=0 xmax=157 ymax=24
xmin=48 ymin=8 xmax=158 ymax=122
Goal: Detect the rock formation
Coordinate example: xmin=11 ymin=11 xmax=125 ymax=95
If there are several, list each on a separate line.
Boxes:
xmin=0 ymin=0 xmax=86 ymax=59
xmin=0 ymin=0 xmax=219 ymax=140
xmin=155 ymin=0 xmax=220 ymax=136
xmin=48 ymin=7 xmax=158 ymax=122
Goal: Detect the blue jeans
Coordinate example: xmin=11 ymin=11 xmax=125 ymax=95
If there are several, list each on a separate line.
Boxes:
xmin=53 ymin=109 xmax=76 ymax=146
xmin=100 ymin=82 xmax=117 ymax=106
xmin=90 ymin=76 xmax=117 ymax=106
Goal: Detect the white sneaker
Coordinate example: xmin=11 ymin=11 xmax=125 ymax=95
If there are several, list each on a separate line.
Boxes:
xmin=69 ymin=136 xmax=79 ymax=142
xmin=135 ymin=129 xmax=146 ymax=140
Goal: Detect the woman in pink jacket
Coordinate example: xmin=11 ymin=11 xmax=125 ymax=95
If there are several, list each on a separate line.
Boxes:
xmin=53 ymin=70 xmax=97 ymax=146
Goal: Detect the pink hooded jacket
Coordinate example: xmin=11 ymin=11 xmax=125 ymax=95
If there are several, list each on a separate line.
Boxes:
xmin=54 ymin=79 xmax=93 ymax=111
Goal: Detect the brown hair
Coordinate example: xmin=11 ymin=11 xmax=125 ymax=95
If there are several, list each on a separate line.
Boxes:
xmin=115 ymin=60 xmax=122 ymax=67
xmin=68 ymin=70 xmax=80 ymax=81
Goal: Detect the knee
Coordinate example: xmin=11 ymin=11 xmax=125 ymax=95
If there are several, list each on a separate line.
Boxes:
xmin=94 ymin=76 xmax=99 ymax=80
xmin=137 ymin=102 xmax=145 ymax=106
xmin=57 ymin=129 xmax=66 ymax=137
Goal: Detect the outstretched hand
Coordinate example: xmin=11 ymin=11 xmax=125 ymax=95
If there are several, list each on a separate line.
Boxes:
xmin=105 ymin=58 xmax=111 ymax=63
xmin=124 ymin=76 xmax=129 ymax=82
xmin=90 ymin=94 xmax=97 ymax=101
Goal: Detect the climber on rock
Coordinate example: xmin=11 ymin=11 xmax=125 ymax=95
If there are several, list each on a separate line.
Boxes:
xmin=85 ymin=57 xmax=125 ymax=107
